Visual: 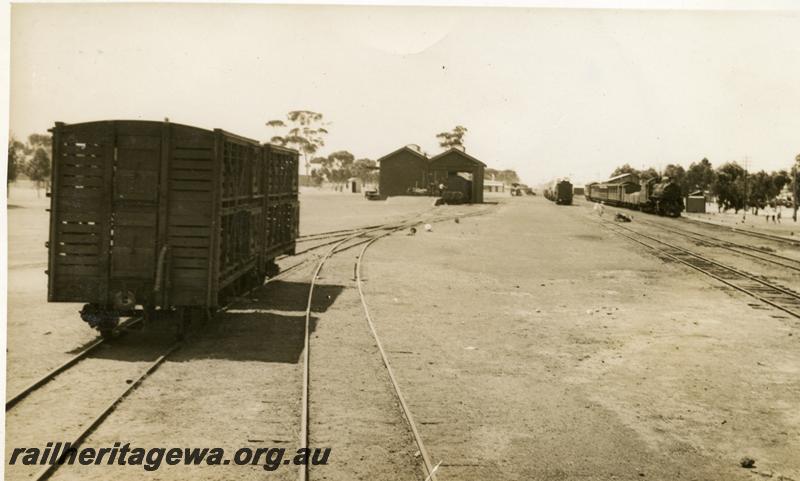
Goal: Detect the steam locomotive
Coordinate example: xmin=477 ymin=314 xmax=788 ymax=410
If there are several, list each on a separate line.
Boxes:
xmin=543 ymin=179 xmax=573 ymax=205
xmin=585 ymin=173 xmax=683 ymax=217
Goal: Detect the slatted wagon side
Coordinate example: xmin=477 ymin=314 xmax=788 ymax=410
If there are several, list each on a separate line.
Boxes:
xmin=48 ymin=120 xmax=299 ymax=335
xmin=262 ymin=144 xmax=299 ymax=265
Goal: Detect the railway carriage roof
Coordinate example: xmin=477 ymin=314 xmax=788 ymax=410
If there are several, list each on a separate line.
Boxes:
xmin=604 ymin=172 xmax=640 ymax=184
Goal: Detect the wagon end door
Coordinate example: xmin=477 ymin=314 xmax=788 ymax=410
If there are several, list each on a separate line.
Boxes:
xmin=109 ymin=126 xmax=163 ymax=305
xmin=48 ymin=122 xmax=115 ymax=302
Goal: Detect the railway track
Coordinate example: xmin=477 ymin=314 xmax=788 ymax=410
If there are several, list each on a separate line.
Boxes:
xmin=15 ymin=257 xmax=302 ymax=480
xmin=32 ymin=341 xmax=182 ymax=481
xmin=355 ymin=230 xmax=440 ymax=481
xmin=5 ymin=316 xmax=144 ymax=411
xmin=296 ymin=224 xmax=384 ymax=242
xmin=8 ymin=213 xmax=448 ymax=413
xmin=297 ymin=208 xmax=494 ymax=480
xmin=599 ymin=219 xmax=800 ymax=321
xmin=682 ymin=216 xmax=800 ymax=247
xmin=298 ymin=219 xmax=431 ymax=481
xmin=277 ymin=206 xmax=496 ymax=286
xmin=635 ymin=218 xmax=800 ymax=273
xmin=12 ymin=206 xmax=493 ymax=481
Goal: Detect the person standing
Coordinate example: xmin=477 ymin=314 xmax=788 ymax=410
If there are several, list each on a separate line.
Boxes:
xmin=594 ymin=201 xmax=605 ymax=217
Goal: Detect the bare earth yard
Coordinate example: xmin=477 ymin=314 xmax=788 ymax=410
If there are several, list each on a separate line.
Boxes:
xmin=5 ymin=185 xmax=799 ymax=480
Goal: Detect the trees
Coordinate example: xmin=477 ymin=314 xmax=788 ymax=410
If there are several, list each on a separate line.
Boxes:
xmin=351 ymin=158 xmax=378 ymax=186
xmin=773 ymin=169 xmax=791 ymax=194
xmin=685 ymin=158 xmax=715 ymax=193
xmin=663 ymin=164 xmax=687 ymax=194
xmin=747 ymin=170 xmax=778 ymax=213
xmin=27 ymin=147 xmax=52 ymax=194
xmin=608 ymin=164 xmax=657 ymax=180
xmin=7 ymin=133 xmax=51 ymax=195
xmin=308 ymin=151 xmax=377 ymax=189
xmin=266 ymin=110 xmax=329 ymax=177
xmin=7 ymin=137 xmax=25 ymax=193
xmin=610 ymin=164 xmax=638 ymax=178
xmin=484 ymin=168 xmax=520 ymax=184
xmin=27 ymin=133 xmax=52 ymax=151
xmin=435 ymin=125 xmax=468 ymax=150
xmin=712 ymin=162 xmax=747 ymax=213
xmin=23 ymin=133 xmax=53 ymax=194
xmin=640 ymin=167 xmax=660 ymax=181
xmin=321 ymin=150 xmax=355 ymax=186
xmin=793 ymin=154 xmax=800 ymax=221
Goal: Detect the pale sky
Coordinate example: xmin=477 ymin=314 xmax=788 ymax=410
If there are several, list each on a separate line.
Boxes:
xmin=9 ymin=4 xmax=800 ymax=185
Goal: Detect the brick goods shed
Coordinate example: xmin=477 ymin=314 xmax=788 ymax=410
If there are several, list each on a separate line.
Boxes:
xmin=428 ymin=148 xmax=485 ymax=203
xmin=377 ymin=145 xmax=429 ymax=197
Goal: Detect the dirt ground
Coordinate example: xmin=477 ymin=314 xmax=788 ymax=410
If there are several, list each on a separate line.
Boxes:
xmin=4 ymin=184 xmax=799 ymax=480
xmin=684 ymin=201 xmax=800 ymax=240
xmin=358 ymin=197 xmax=799 ymax=480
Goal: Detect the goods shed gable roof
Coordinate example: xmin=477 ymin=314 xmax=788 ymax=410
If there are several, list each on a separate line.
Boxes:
xmin=376 ymin=145 xmax=428 ymax=164
xmin=428 ymin=148 xmax=487 ymax=167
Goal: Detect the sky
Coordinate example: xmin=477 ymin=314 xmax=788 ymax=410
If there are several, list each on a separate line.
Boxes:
xmin=9 ymin=3 xmax=800 ymax=185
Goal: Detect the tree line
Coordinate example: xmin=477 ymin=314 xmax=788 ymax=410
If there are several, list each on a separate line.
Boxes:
xmin=7 ymin=134 xmax=52 ymax=193
xmin=609 ymin=156 xmax=800 ymax=219
xmin=267 ymin=110 xmax=379 ymax=188
xmin=8 ymin=115 xmax=515 ymax=195
xmin=268 ymin=114 xmax=519 ymax=188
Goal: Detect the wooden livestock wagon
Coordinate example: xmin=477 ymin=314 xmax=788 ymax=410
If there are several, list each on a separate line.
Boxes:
xmin=47 ymin=120 xmax=298 ymax=336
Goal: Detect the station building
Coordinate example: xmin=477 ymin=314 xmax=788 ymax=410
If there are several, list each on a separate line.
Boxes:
xmin=484 ymin=180 xmax=505 ymax=193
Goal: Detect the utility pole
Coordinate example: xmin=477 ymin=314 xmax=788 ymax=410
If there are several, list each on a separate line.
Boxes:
xmin=742 ymin=156 xmax=749 ymax=221
xmin=794 ymin=154 xmax=799 ymax=222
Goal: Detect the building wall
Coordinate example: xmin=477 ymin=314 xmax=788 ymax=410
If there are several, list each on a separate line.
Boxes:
xmin=429 ymin=151 xmax=484 ymax=203
xmin=378 ymin=150 xmax=429 ymax=197
xmin=686 ymin=196 xmax=706 ymax=213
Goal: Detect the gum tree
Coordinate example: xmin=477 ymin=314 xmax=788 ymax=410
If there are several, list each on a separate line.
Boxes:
xmin=7 ymin=136 xmax=25 ymax=195
xmin=266 ymin=111 xmax=329 ymax=177
xmin=685 ymin=158 xmax=715 ymax=193
xmin=436 ymin=125 xmax=468 ymax=150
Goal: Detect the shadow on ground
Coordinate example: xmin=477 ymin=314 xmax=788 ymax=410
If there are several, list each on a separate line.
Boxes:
xmin=84 ymin=280 xmax=345 ymax=364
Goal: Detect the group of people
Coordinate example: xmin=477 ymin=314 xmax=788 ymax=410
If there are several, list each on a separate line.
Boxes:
xmin=763 ymin=204 xmax=783 ymax=223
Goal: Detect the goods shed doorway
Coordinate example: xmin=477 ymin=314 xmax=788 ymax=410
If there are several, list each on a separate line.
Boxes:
xmin=428 ymin=148 xmax=486 ymax=204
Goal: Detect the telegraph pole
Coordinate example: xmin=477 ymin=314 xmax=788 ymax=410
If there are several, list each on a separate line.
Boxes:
xmin=742 ymin=156 xmax=749 ymax=221
xmin=794 ymin=154 xmax=799 ymax=222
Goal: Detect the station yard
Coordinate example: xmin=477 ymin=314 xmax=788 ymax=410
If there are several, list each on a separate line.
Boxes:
xmin=5 ymin=184 xmax=799 ymax=481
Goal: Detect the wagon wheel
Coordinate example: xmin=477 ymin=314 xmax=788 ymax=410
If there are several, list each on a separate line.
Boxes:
xmin=192 ymin=307 xmax=212 ymax=327
xmin=99 ymin=328 xmax=116 ymax=340
xmin=143 ymin=305 xmax=157 ymax=329
xmin=175 ymin=307 xmax=190 ymax=341
xmin=265 ymin=260 xmax=280 ymax=278
xmin=96 ymin=313 xmax=120 ymax=340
